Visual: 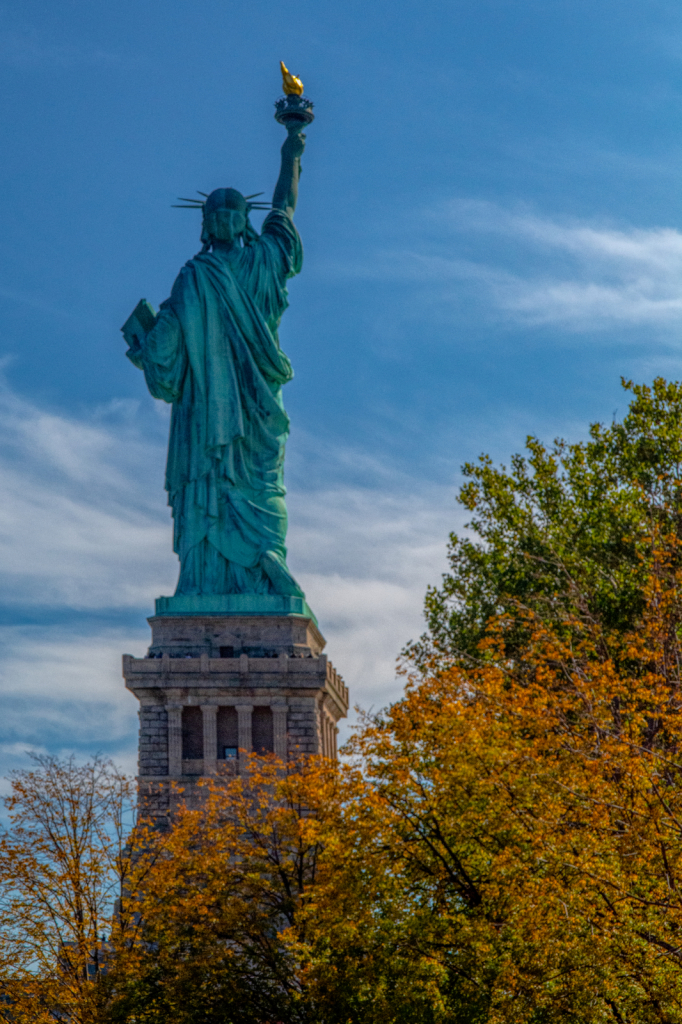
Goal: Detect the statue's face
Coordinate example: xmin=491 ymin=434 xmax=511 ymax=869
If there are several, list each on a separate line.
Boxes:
xmin=204 ymin=208 xmax=247 ymax=244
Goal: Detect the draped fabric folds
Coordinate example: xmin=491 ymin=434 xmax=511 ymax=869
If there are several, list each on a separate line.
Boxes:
xmin=126 ymin=210 xmax=305 ymax=597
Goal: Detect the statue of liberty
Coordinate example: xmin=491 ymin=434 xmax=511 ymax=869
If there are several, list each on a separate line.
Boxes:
xmin=123 ymin=66 xmax=313 ymax=612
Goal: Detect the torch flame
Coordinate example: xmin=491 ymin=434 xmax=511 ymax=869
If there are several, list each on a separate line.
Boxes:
xmin=280 ymin=61 xmax=304 ymax=96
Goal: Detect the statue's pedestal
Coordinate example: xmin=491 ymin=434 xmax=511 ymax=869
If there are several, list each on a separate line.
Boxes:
xmin=123 ymin=610 xmax=349 ymax=819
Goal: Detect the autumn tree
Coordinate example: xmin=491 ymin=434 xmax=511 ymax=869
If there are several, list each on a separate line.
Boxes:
xmin=340 ymin=534 xmax=682 ymax=1021
xmin=110 ymin=756 xmax=335 ymax=1024
xmin=110 ymin=755 xmax=441 ymax=1024
xmin=0 ymin=754 xmax=153 ymax=1024
xmin=0 ymin=751 xmax=436 ymax=1024
xmin=326 ymin=377 xmax=682 ymax=1021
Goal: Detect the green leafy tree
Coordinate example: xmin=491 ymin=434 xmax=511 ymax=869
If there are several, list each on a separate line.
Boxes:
xmin=408 ymin=377 xmax=682 ymax=670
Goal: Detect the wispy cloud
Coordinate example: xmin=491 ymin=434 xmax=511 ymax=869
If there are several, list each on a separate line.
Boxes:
xmin=449 ymin=200 xmax=682 ymax=328
xmin=289 ymin=485 xmax=456 ymax=715
xmin=0 ymin=620 xmax=148 ymax=796
xmin=344 ymin=200 xmax=682 ymax=333
xmin=0 ymin=386 xmax=175 ymax=610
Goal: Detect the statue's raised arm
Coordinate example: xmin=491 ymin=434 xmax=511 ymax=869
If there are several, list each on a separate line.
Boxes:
xmin=120 ymin=66 xmax=314 ymax=614
xmin=272 ymin=60 xmax=315 ymax=219
xmin=272 ymin=127 xmax=305 ymax=217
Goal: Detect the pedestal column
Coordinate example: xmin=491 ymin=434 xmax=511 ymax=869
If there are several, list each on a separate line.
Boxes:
xmin=201 ymin=704 xmax=218 ymax=775
xmin=235 ymin=704 xmax=253 ymax=763
xmin=272 ymin=701 xmax=288 ymax=758
xmin=167 ymin=703 xmax=183 ymax=778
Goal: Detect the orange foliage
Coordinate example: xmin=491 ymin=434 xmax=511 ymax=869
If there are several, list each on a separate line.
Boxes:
xmin=0 ymin=756 xmax=157 ymax=1024
xmin=343 ymin=534 xmax=682 ymax=1021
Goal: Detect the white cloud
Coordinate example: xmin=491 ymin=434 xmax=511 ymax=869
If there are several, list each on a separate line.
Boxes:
xmin=343 ymin=201 xmax=682 ymax=332
xmin=448 ymin=201 xmax=682 ymax=328
xmin=0 ymin=625 xmax=142 ymax=735
xmin=0 ymin=623 xmax=145 ymax=792
xmin=0 ymin=386 xmax=176 ymax=609
xmin=288 ymin=485 xmax=457 ymax=726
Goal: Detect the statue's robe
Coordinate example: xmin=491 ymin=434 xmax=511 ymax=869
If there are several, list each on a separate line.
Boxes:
xmin=127 ymin=210 xmax=304 ymax=597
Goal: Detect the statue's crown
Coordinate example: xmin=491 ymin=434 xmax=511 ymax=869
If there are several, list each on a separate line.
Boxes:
xmin=172 ymin=189 xmax=272 ymax=212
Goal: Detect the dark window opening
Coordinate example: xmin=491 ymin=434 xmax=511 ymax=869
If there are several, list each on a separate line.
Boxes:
xmin=252 ymin=706 xmax=274 ymax=754
xmin=182 ymin=706 xmax=203 ymax=760
xmin=219 ymin=646 xmax=235 ymax=658
xmin=223 ymin=746 xmax=238 ymax=759
xmin=217 ymin=706 xmax=239 ymax=759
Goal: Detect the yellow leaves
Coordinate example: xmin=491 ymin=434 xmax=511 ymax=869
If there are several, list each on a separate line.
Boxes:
xmin=324 ymin=538 xmax=682 ymax=1020
xmin=0 ymin=755 xmax=149 ymax=1024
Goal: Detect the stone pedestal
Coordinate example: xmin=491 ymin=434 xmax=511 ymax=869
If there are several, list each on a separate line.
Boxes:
xmin=123 ymin=612 xmax=349 ymax=818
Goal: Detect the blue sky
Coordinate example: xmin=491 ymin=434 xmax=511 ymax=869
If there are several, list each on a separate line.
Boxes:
xmin=0 ymin=0 xmax=679 ymax=778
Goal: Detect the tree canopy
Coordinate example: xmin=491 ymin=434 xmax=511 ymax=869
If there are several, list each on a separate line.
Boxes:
xmin=408 ymin=377 xmax=682 ymax=669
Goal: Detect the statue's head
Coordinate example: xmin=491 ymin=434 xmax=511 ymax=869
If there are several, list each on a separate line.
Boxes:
xmin=201 ymin=189 xmax=248 ymax=246
xmin=174 ymin=187 xmax=270 ymax=251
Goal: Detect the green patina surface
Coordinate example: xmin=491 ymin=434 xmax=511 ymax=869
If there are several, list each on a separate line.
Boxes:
xmin=123 ymin=120 xmax=312 ymax=618
xmin=155 ymin=593 xmax=318 ymax=623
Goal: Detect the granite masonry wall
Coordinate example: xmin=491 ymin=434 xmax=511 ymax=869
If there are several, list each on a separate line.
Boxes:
xmin=123 ymin=614 xmax=349 ymax=818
